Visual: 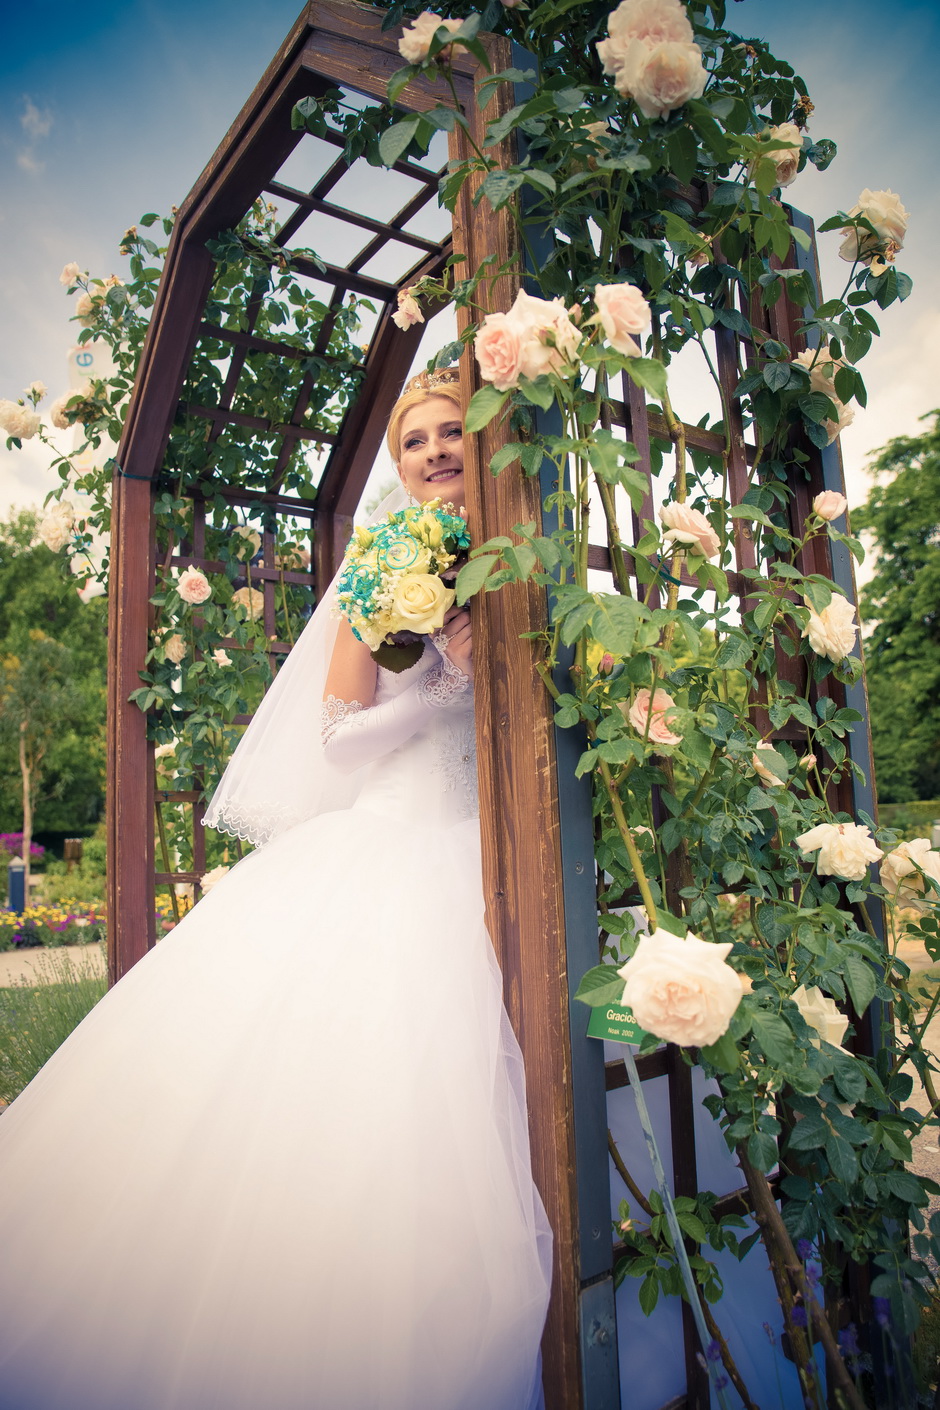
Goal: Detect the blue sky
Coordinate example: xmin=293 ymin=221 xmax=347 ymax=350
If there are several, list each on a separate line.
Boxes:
xmin=1 ymin=0 xmax=936 ymax=516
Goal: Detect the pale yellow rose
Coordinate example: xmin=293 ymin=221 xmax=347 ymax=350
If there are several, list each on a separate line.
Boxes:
xmin=839 ymin=188 xmax=909 ymax=266
xmin=617 ymin=926 xmax=744 ymax=1047
xmin=881 ymin=838 xmax=940 ymax=911
xmin=764 ymin=122 xmax=802 ymax=188
xmin=791 ymin=984 xmax=849 ymax=1051
xmin=200 ymin=864 xmax=230 ymax=892
xmin=232 ymin=526 xmax=262 ymax=560
xmin=801 ymin=593 xmax=857 ymax=663
xmin=59 ymin=261 xmax=81 ymax=286
xmin=391 ymin=292 xmax=424 ymax=330
xmin=38 ymin=517 xmax=71 ymax=552
xmin=793 ymin=350 xmax=854 ymax=444
xmin=74 ymin=292 xmax=97 ymax=326
xmin=622 ymin=40 xmax=708 ymax=119
xmin=752 ymin=741 xmax=786 ymax=786
xmin=398 ymin=10 xmax=463 ymax=63
xmin=164 ymin=633 xmax=187 ymax=664
xmin=390 ymin=573 xmax=454 ymax=633
xmin=211 ymin=649 xmax=233 ymax=667
xmin=232 ymin=586 xmax=264 ymax=620
xmin=0 ymin=400 xmax=41 ymax=440
xmin=796 ymin=821 xmax=882 ymax=881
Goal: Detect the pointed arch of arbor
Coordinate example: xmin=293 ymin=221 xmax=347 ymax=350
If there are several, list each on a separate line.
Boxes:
xmin=107 ymin=5 xmax=875 ymax=1408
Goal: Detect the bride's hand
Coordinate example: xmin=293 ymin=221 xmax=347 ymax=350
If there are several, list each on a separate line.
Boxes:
xmin=438 ymin=605 xmax=473 ymax=679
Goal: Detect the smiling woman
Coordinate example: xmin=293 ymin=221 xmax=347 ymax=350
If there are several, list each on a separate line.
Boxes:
xmin=386 ymin=374 xmax=466 ymax=507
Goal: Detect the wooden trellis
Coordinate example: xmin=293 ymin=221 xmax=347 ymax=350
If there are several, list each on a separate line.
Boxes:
xmin=107 ymin=5 xmax=879 ymax=1408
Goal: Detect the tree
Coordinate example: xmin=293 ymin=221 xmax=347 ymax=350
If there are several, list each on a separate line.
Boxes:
xmin=853 ymin=411 xmax=940 ymax=802
xmin=0 ymin=636 xmax=85 ymax=890
xmin=0 ymin=510 xmax=107 ymax=835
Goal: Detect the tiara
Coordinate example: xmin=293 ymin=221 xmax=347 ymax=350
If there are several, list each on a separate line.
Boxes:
xmin=403 ymin=366 xmax=461 ymax=395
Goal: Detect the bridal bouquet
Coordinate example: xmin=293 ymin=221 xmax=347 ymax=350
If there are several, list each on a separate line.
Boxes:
xmin=336 ymin=499 xmax=470 ymax=670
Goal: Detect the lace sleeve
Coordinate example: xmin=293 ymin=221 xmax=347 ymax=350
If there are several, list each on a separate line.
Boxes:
xmin=321 ymin=695 xmax=365 ymax=745
xmin=416 ymin=656 xmax=471 ymax=709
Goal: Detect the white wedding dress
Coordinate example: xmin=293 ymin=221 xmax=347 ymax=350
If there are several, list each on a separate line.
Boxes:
xmin=0 ymin=650 xmax=552 ymax=1410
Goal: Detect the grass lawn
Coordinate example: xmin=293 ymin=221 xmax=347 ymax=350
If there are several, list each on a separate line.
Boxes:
xmin=0 ymin=948 xmax=106 ymax=1105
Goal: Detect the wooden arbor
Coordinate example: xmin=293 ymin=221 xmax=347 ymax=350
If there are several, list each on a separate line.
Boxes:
xmin=107 ymin=4 xmax=878 ymax=1408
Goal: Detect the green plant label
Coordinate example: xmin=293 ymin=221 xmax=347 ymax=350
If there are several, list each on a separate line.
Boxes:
xmin=586 ymin=1001 xmax=647 ymax=1045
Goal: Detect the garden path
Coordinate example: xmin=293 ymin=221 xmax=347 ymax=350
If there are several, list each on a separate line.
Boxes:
xmin=0 ymin=944 xmax=105 ymax=987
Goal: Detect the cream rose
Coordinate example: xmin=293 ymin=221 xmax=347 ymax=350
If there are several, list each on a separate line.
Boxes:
xmin=793 ymin=350 xmax=854 ymax=444
xmin=881 ymin=838 xmax=940 ymax=910
xmin=591 ymin=282 xmax=651 ymax=357
xmin=617 ymin=927 xmax=744 ymax=1047
xmin=398 ymin=10 xmax=463 ymax=63
xmin=392 ymin=291 xmax=424 ymax=330
xmin=839 ymin=188 xmax=909 ymax=266
xmin=791 ymin=984 xmax=849 ymax=1051
xmin=164 ymin=633 xmax=187 ymax=665
xmin=764 ymin=122 xmax=802 ymax=188
xmin=796 ymin=822 xmax=883 ymax=881
xmin=211 ymin=649 xmax=233 ymax=667
xmin=801 ymin=593 xmax=857 ymax=663
xmin=752 ymin=742 xmax=785 ymax=786
xmin=598 ymin=0 xmax=694 ymax=81
xmin=812 ymin=491 xmax=847 ymax=523
xmin=177 ymin=565 xmax=212 ymax=605
xmin=232 ymin=586 xmax=264 ymax=621
xmin=38 ymin=517 xmax=71 ymax=552
xmin=25 ymin=381 xmax=47 ymax=403
xmin=59 ymin=261 xmax=81 ymax=286
xmin=390 ymin=573 xmax=454 ymax=633
xmin=622 ymin=40 xmax=708 ymax=118
xmin=232 ymin=526 xmax=261 ymax=560
xmin=0 ymin=400 xmax=41 ymax=440
xmin=660 ymin=501 xmax=720 ymax=559
xmin=74 ymin=292 xmax=97 ymax=326
xmin=627 ymin=686 xmax=682 ymax=747
xmin=48 ymin=392 xmax=79 ymax=429
xmin=200 ymin=864 xmax=230 ymax=892
xmin=475 ymin=311 xmax=525 ymax=391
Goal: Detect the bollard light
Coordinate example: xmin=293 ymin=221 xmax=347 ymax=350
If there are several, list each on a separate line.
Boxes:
xmin=7 ymin=856 xmax=25 ymax=913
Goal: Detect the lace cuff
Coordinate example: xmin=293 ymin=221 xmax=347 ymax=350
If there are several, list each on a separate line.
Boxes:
xmin=321 ymin=695 xmax=365 ymax=745
xmin=417 ymin=656 xmax=471 ymax=710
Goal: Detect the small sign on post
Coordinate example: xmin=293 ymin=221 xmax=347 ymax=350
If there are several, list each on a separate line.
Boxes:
xmin=586 ymin=1000 xmax=647 ymax=1046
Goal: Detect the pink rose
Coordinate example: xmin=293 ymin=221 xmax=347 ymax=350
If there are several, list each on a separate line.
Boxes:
xmin=510 ymin=288 xmax=582 ymax=382
xmin=660 ymin=501 xmax=720 ymax=559
xmin=392 ymin=291 xmax=424 ymax=330
xmin=398 ymin=11 xmax=463 ymax=64
xmin=592 ymin=282 xmax=651 ymax=356
xmin=475 ymin=311 xmax=524 ymax=391
xmin=617 ymin=926 xmax=744 ymax=1047
xmin=627 ymin=687 xmax=682 ymax=747
xmin=812 ymin=491 xmax=847 ymax=522
xmin=177 ymin=565 xmax=212 ymax=605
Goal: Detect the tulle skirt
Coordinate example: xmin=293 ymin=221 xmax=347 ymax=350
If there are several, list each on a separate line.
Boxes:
xmin=0 ymin=809 xmax=551 ymax=1410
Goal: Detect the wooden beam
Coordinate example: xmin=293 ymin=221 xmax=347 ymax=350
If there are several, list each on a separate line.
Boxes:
xmin=449 ymin=43 xmax=584 ymax=1410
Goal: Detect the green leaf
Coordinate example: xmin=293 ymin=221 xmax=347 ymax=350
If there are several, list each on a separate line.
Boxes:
xmin=763 ymin=361 xmax=791 ymax=393
xmin=714 ymin=633 xmax=749 ymax=670
xmin=455 ymin=553 xmax=500 ymax=604
xmin=884 ymin=1169 xmax=926 ymax=1204
xmin=826 ymin=1134 xmax=858 ymax=1185
xmin=624 ymin=357 xmax=668 ymax=401
xmin=747 ymin=1131 xmax=778 ymax=1171
xmin=378 ymin=116 xmax=420 ymax=167
xmin=387 ymin=65 xmax=418 ymax=106
xmin=573 ymin=964 xmax=626 ymax=1007
xmin=751 ymin=1010 xmax=795 ymax=1065
xmin=489 ymin=442 xmax=526 ymax=475
xmin=842 ymin=953 xmax=876 ymax=1016
xmin=517 ymin=376 xmax=555 ymax=411
xmin=666 ymin=125 xmax=697 ymax=185
xmin=592 ymin=595 xmax=648 ymax=656
xmin=479 ymin=169 xmax=525 ymax=211
xmin=464 ymin=385 xmax=509 ymax=433
xmin=701 ymin=1030 xmax=741 ymax=1074
xmin=639 ymin=1275 xmax=660 ymax=1315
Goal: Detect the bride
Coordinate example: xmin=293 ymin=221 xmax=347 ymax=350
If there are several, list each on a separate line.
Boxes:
xmin=0 ymin=369 xmax=552 ymax=1410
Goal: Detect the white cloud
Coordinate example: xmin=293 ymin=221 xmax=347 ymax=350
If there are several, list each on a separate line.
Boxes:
xmin=20 ymin=97 xmax=53 ymax=143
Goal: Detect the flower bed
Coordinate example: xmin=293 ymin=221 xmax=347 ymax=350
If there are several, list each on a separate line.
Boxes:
xmin=0 ymin=903 xmax=104 ymax=951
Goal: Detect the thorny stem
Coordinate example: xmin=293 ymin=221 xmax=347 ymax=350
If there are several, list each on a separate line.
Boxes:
xmin=598 ymin=757 xmax=658 ymax=929
xmin=607 ymin=1129 xmax=654 ymax=1216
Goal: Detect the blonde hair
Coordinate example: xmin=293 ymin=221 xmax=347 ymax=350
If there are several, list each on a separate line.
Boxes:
xmin=385 ymin=373 xmax=462 ymax=463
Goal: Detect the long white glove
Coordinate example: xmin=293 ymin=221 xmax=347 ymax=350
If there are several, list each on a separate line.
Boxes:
xmin=321 ymin=656 xmax=471 ymax=774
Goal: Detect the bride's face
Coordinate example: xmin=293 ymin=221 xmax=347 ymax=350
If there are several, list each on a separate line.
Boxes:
xmin=396 ymin=396 xmax=465 ymax=506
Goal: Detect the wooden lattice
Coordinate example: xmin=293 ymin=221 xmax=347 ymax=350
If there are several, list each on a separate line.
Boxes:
xmin=107 ymin=8 xmax=878 ymax=1409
